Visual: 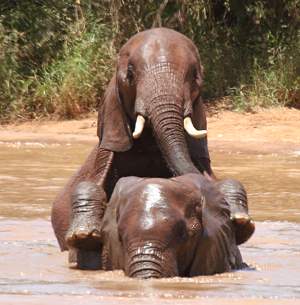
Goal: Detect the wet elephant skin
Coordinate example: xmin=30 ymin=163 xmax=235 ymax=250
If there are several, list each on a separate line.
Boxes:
xmin=88 ymin=174 xmax=253 ymax=278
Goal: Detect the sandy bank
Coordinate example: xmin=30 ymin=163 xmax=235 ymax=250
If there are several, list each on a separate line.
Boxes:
xmin=1 ymin=107 xmax=299 ymax=154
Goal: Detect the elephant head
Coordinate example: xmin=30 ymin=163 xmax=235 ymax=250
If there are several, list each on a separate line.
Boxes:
xmin=98 ymin=28 xmax=210 ymax=176
xmin=102 ymin=174 xmax=246 ymax=278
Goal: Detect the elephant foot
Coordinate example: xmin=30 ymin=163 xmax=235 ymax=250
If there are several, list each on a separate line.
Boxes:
xmin=68 ymin=248 xmax=102 ymax=270
xmin=66 ymin=181 xmax=107 ymax=251
xmin=66 ymin=223 xmax=102 ymax=250
xmin=231 ymin=212 xmax=255 ymax=245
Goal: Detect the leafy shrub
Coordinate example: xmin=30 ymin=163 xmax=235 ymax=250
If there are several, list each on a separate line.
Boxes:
xmin=0 ymin=0 xmax=299 ymax=121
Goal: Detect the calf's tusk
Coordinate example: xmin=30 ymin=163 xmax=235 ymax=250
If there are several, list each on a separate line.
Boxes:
xmin=184 ymin=117 xmax=207 ymax=139
xmin=132 ymin=115 xmax=146 ymax=139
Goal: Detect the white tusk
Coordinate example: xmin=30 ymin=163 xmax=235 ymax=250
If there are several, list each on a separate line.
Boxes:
xmin=132 ymin=115 xmax=145 ymax=139
xmin=184 ymin=117 xmax=207 ymax=139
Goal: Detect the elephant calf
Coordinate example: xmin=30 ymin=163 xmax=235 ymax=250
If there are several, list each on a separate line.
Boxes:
xmin=68 ymin=174 xmax=254 ymax=278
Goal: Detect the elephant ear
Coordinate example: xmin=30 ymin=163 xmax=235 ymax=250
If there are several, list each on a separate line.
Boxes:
xmin=97 ymin=74 xmax=133 ymax=152
xmin=186 ymin=96 xmax=213 ymax=175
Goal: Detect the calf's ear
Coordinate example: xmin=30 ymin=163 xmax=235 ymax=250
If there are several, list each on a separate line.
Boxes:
xmin=98 ymin=74 xmax=133 ymax=152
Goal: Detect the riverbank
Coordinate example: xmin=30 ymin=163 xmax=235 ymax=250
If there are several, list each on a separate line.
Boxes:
xmin=1 ymin=107 xmax=299 ymax=154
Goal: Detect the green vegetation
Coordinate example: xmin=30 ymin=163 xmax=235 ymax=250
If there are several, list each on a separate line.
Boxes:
xmin=0 ymin=1 xmax=299 ymax=121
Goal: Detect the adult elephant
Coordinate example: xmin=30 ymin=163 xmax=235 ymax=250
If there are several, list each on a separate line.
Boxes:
xmin=52 ymin=27 xmax=214 ymax=255
xmin=71 ymin=174 xmax=254 ymax=277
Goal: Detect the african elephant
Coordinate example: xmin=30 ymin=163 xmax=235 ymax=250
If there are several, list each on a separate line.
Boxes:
xmin=69 ymin=174 xmax=254 ymax=278
xmin=51 ymin=27 xmax=215 ymax=255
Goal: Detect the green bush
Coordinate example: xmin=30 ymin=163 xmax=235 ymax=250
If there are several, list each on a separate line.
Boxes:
xmin=0 ymin=0 xmax=299 ymax=121
xmin=230 ymin=44 xmax=300 ymax=111
xmin=33 ymin=21 xmax=114 ymax=118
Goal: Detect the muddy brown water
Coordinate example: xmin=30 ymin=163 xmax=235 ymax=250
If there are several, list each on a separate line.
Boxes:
xmin=0 ymin=142 xmax=300 ymax=304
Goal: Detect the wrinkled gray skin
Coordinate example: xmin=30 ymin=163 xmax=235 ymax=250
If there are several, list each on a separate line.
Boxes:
xmin=72 ymin=174 xmax=253 ymax=278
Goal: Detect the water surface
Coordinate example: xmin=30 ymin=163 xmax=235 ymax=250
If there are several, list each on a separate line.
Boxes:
xmin=0 ymin=143 xmax=299 ymax=304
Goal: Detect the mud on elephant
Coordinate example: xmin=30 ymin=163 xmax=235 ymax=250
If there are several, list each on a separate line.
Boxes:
xmin=69 ymin=174 xmax=254 ymax=278
xmin=51 ymin=27 xmax=215 ymax=256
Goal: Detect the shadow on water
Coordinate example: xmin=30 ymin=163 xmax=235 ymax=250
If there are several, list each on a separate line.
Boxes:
xmin=0 ymin=143 xmax=299 ymax=303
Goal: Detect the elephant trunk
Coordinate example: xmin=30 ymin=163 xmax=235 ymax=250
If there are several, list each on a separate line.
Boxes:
xmin=127 ymin=244 xmax=177 ymax=278
xmin=128 ymin=256 xmax=162 ymax=279
xmin=149 ymin=95 xmax=200 ymax=176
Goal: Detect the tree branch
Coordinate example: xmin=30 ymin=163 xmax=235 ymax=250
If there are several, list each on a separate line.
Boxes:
xmin=152 ymin=0 xmax=169 ymax=28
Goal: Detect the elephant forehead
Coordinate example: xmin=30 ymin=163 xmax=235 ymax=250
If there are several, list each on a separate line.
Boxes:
xmin=126 ymin=32 xmax=195 ymax=69
xmin=142 ymin=184 xmax=167 ymax=211
xmin=141 ymin=38 xmax=167 ymax=60
xmin=140 ymin=184 xmax=174 ymax=230
xmin=140 ymin=43 xmax=191 ymax=70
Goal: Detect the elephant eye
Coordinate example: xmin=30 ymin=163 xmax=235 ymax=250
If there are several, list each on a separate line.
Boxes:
xmin=127 ymin=64 xmax=135 ymax=85
xmin=192 ymin=68 xmax=198 ymax=79
xmin=191 ymin=67 xmax=202 ymax=88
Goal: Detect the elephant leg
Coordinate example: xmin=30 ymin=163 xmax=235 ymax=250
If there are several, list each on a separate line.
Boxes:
xmin=51 ymin=145 xmax=100 ymax=251
xmin=217 ymin=179 xmax=255 ymax=245
xmin=65 ymin=181 xmax=106 ymax=250
xmin=68 ymin=247 xmax=103 ymax=270
xmin=51 ymin=145 xmax=114 ymax=269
